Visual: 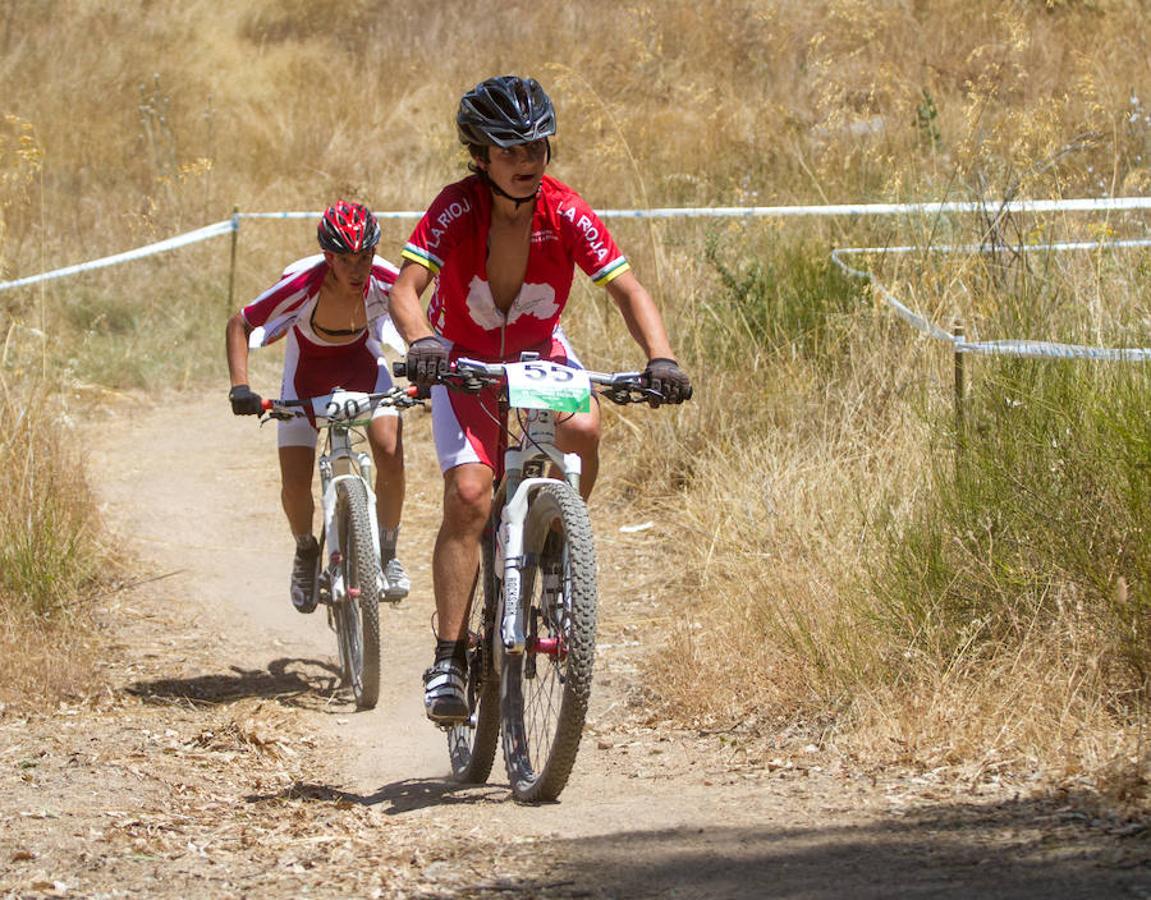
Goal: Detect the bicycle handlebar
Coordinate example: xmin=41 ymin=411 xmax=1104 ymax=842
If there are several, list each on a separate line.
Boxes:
xmin=392 ymin=358 xmax=663 ymax=405
xmin=261 ymin=385 xmax=423 ymax=422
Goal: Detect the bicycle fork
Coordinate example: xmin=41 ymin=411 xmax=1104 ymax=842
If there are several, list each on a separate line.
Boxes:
xmin=497 ymin=479 xmax=547 ymax=654
xmin=496 ymin=409 xmax=582 ymax=655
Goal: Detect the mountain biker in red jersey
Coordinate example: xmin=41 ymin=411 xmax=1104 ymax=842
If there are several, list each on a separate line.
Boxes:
xmin=225 ymin=201 xmax=411 ymax=613
xmin=388 ymin=75 xmax=692 ymax=723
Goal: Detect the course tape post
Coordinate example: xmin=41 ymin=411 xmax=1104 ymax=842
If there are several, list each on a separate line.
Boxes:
xmin=3 ymin=194 xmax=1151 ymax=295
xmin=830 ymin=238 xmax=1151 ymax=362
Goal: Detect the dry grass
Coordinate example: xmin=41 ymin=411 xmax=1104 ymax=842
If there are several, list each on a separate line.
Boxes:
xmin=0 ymin=611 xmax=102 ymax=710
xmin=0 ymin=370 xmax=113 ymax=708
xmin=3 ymin=0 xmax=1151 ymax=797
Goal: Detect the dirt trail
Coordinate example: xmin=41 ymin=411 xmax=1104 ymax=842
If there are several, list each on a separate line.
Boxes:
xmin=1 ymin=393 xmax=1148 ymax=898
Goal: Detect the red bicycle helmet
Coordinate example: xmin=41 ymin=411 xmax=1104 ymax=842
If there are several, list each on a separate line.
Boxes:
xmin=317 ymin=201 xmax=381 ymax=254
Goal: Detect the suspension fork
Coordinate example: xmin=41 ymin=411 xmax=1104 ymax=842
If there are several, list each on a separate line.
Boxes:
xmin=496 ymin=412 xmax=583 ymax=654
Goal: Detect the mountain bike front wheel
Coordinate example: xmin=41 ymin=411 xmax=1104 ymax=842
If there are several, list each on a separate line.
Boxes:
xmin=446 ymin=519 xmax=501 ymax=783
xmin=333 ymin=477 xmax=381 ymax=710
xmin=500 ymin=481 xmax=598 ymax=802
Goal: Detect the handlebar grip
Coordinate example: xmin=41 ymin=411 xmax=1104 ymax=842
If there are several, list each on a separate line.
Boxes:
xmin=261 ymin=398 xmax=273 ymax=412
xmin=392 ymin=361 xmax=407 ymax=378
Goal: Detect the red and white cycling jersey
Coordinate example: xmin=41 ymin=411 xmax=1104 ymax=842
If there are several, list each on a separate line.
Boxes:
xmin=401 ymin=174 xmax=630 ymax=360
xmin=242 ymin=253 xmax=400 ymax=353
xmin=241 ymin=254 xmax=402 ymax=446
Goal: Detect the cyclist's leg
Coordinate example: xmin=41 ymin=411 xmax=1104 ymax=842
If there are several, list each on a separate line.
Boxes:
xmin=368 ymin=412 xmax=404 ymax=531
xmin=542 ymin=329 xmax=602 ymax=499
xmin=430 ymin=380 xmax=502 ymax=637
xmin=555 ymin=402 xmax=600 ymax=500
xmin=423 ymin=462 xmax=492 ymax=721
xmin=435 ymin=462 xmax=495 ymax=640
xmin=278 ymin=444 xmax=316 ymax=534
xmin=368 ymin=354 xmax=404 ymax=532
xmin=278 ymin=424 xmax=320 ymax=611
xmin=368 ymin=411 xmax=408 ymax=599
xmin=278 ymin=332 xmax=320 ymax=537
xmin=425 ymin=383 xmax=501 ymax=721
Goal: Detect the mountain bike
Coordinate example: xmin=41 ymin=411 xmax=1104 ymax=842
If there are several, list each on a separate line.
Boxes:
xmin=261 ymin=385 xmax=422 ymax=710
xmin=397 ymin=355 xmax=674 ymax=801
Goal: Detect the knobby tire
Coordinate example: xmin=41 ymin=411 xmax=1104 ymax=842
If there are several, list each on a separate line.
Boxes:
xmin=335 ymin=478 xmax=381 ymax=710
xmin=500 ymin=481 xmax=598 ymax=802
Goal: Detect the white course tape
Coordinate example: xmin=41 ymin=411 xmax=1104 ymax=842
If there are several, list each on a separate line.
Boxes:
xmin=834 ymin=237 xmax=1151 ymax=258
xmin=237 ymin=196 xmax=1151 ymax=221
xmin=596 ymin=196 xmax=1151 ymax=219
xmin=956 ymin=340 xmax=1151 ymax=361
xmin=831 ymin=239 xmax=1151 ymax=361
xmin=3 ymin=194 xmax=1150 ymax=294
xmin=239 ymin=211 xmax=423 ymax=221
xmin=0 ymin=219 xmax=235 ymax=292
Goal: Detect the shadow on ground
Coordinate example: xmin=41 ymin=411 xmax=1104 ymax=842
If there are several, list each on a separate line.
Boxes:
xmin=126 ymin=657 xmax=344 ymax=708
xmin=244 ymin=777 xmax=507 ymax=814
xmin=516 ymin=793 xmax=1150 ymax=899
xmin=239 ymin=782 xmax=1150 ymax=896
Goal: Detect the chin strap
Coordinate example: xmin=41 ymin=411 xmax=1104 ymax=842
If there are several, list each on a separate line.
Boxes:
xmin=477 ymin=169 xmax=540 ymax=209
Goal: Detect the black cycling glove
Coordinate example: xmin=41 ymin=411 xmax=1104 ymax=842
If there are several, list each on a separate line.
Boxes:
xmin=405 ymin=336 xmax=451 ymax=387
xmin=228 ymin=383 xmax=263 ymax=416
xmin=643 ymin=358 xmax=692 ymax=406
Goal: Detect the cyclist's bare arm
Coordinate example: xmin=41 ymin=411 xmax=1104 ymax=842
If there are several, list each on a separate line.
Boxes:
xmin=605 ymin=271 xmax=677 ymax=361
xmin=389 ymin=261 xmax=437 ymax=344
xmin=225 ymin=312 xmax=254 ymax=388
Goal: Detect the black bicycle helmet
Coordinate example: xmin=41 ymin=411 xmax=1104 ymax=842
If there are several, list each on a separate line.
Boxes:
xmin=317 ymin=201 xmax=381 ymax=254
xmin=457 ymin=75 xmax=557 ymax=148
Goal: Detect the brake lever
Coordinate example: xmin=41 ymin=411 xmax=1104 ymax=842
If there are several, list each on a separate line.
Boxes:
xmin=442 ymin=371 xmax=486 ymax=395
xmin=599 ymin=384 xmax=661 ymax=405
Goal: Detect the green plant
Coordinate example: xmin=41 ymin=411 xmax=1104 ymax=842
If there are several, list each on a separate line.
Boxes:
xmin=702 ymin=235 xmax=864 ymax=362
xmin=874 ymin=358 xmax=1151 ymax=696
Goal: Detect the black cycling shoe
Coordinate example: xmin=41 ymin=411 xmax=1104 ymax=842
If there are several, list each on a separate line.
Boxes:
xmin=290 ymin=537 xmax=320 ymax=614
xmin=422 ymin=658 xmax=469 ymax=724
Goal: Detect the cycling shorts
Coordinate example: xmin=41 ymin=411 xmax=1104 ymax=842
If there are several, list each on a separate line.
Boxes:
xmin=431 ymin=328 xmax=583 ymax=473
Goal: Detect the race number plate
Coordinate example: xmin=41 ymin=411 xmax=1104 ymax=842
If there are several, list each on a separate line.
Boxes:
xmin=317 ymin=390 xmax=370 ymax=421
xmin=504 ymin=361 xmax=592 ymax=413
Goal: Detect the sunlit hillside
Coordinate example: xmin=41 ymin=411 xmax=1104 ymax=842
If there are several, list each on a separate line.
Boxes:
xmin=2 ymin=0 xmax=1150 ymax=804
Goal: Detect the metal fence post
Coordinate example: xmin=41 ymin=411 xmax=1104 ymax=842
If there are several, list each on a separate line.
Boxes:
xmin=953 ymin=319 xmax=966 ymax=464
xmin=226 ymin=205 xmax=240 ymax=317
